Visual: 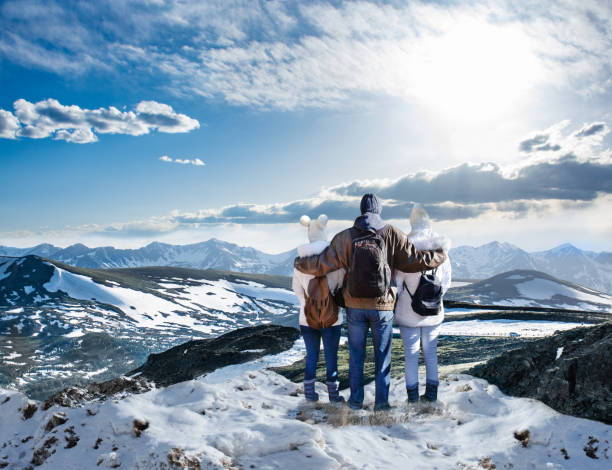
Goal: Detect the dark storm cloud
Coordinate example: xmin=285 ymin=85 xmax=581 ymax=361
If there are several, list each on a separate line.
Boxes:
xmin=157 ymin=153 xmax=612 ymax=227
xmin=331 ymin=156 xmax=612 ymax=206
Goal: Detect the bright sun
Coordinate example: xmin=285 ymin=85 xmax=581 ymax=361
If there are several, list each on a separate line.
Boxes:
xmin=407 ymin=20 xmax=545 ymax=123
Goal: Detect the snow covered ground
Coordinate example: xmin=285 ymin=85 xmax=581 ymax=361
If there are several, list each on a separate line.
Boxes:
xmin=1 ymin=365 xmax=609 ymax=469
xmin=44 ymin=267 xmax=194 ymax=329
xmin=450 ymin=281 xmax=473 ymax=288
xmin=513 ymin=278 xmax=612 ymax=308
xmin=42 ymin=267 xmax=298 ymax=333
xmin=393 ymin=320 xmax=586 ymax=338
xmin=444 ymin=308 xmax=496 ymax=316
xmin=439 ymin=319 xmax=586 ymax=337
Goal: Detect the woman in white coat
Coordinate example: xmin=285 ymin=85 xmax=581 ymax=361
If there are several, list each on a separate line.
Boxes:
xmin=394 ymin=204 xmax=451 ymax=403
xmin=292 ymin=214 xmax=345 ymax=403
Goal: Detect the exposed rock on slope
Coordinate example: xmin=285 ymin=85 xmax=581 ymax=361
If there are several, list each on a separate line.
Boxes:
xmin=129 ymin=324 xmax=300 ymax=386
xmin=470 ymin=322 xmax=612 ymax=423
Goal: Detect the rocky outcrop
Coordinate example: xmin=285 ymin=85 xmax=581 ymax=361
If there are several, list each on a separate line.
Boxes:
xmin=470 ymin=322 xmax=612 ymax=423
xmin=129 ymin=324 xmax=299 ymax=386
xmin=43 ymin=375 xmax=153 ymax=409
xmin=43 ymin=324 xmax=299 ymax=407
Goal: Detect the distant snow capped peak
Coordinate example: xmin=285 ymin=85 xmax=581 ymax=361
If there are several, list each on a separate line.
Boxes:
xmin=450 ymin=242 xmax=611 ymax=294
xmin=548 ymin=243 xmax=580 ymax=254
xmin=145 ymin=241 xmax=171 ymax=249
xmin=1 ymin=239 xmax=610 ymax=293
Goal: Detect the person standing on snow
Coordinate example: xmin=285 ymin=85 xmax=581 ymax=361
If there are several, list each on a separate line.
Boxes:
xmin=292 ymin=214 xmax=346 ymax=403
xmin=394 ymin=204 xmax=452 ymax=404
xmin=294 ymin=194 xmax=447 ymax=411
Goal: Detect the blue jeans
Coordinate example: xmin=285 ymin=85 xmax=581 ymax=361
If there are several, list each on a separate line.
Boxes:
xmin=300 ymin=324 xmax=342 ymax=382
xmin=346 ymin=308 xmax=394 ymax=410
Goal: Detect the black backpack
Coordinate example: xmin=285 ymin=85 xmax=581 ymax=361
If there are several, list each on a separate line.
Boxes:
xmin=404 ymin=268 xmax=443 ymax=316
xmin=348 ymin=228 xmax=391 ymax=298
xmin=332 ymin=272 xmax=348 ymax=308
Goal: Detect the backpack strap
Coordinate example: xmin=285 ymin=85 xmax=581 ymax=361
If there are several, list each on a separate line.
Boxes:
xmin=403 ymin=281 xmax=415 ymax=300
xmin=404 ymin=265 xmax=434 ymax=298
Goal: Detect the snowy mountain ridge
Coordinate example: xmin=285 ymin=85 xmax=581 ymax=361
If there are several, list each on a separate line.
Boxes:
xmin=446 ymin=269 xmax=612 ymax=313
xmin=2 ymin=239 xmax=611 ymax=293
xmin=0 ymin=239 xmax=296 ymax=275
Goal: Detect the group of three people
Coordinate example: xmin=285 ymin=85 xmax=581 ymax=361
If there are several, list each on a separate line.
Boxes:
xmin=292 ymin=194 xmax=451 ymax=411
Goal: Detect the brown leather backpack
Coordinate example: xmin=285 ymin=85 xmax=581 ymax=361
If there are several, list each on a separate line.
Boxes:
xmin=305 ymin=276 xmax=339 ymax=329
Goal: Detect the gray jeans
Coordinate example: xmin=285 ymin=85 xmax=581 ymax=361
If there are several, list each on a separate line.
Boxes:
xmin=399 ymin=324 xmax=441 ymax=387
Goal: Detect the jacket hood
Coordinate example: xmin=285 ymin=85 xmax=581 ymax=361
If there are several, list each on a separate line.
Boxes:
xmin=354 ymin=212 xmax=386 ymax=232
xmin=409 ymin=203 xmax=431 ymax=231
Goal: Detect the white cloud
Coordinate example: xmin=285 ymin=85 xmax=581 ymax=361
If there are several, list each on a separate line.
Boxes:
xmin=0 ymin=98 xmax=199 ymax=143
xmin=159 ymin=155 xmax=205 ymax=166
xmin=1 ymin=1 xmax=610 ymax=111
xmin=514 ymin=119 xmax=611 ymax=169
xmin=0 ymin=110 xmax=20 ymax=139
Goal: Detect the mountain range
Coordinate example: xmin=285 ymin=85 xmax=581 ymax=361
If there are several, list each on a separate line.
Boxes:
xmin=0 ymin=239 xmax=294 ymax=275
xmin=450 ymin=242 xmax=612 ymax=294
xmin=1 ymin=239 xmax=611 ymax=293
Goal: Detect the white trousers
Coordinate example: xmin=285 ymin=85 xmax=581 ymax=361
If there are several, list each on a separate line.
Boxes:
xmin=399 ymin=324 xmax=441 ymax=387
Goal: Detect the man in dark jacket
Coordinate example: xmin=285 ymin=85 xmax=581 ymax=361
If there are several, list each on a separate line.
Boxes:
xmin=294 ymin=194 xmax=446 ymax=410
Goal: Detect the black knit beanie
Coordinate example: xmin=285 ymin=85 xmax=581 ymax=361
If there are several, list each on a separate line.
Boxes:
xmin=360 ymin=193 xmax=381 ymax=215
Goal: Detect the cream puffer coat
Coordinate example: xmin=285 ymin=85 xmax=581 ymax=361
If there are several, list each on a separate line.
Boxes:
xmin=292 ymin=240 xmax=345 ymax=327
xmin=394 ymin=228 xmax=452 ymax=328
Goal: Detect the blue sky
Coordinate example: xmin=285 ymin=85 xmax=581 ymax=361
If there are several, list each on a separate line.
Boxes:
xmin=1 ymin=0 xmax=611 ymax=253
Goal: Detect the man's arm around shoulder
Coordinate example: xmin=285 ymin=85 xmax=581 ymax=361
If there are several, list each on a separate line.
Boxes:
xmin=389 ymin=225 xmax=447 ymax=273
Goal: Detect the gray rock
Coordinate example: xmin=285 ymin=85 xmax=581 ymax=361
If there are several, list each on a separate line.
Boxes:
xmin=470 ymin=322 xmax=612 ymax=424
xmin=129 ymin=324 xmax=299 ymax=386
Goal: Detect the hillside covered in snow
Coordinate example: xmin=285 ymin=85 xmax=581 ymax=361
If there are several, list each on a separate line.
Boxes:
xmin=0 ymin=255 xmax=297 ymax=336
xmin=0 ymin=255 xmax=298 ymax=399
xmin=446 ymin=270 xmax=612 ymax=313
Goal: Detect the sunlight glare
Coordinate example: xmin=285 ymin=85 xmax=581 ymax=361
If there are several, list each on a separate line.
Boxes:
xmin=409 ymin=20 xmax=544 ymax=123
